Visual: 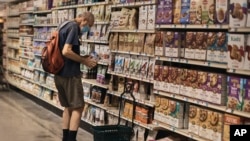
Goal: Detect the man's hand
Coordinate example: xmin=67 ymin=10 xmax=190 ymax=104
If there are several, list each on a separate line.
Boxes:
xmin=82 ymin=56 xmax=97 ymax=68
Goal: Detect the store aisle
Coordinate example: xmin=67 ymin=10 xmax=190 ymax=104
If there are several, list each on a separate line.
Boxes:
xmin=0 ymin=90 xmax=93 ymax=141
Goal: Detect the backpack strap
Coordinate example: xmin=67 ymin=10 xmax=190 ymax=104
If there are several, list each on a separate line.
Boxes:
xmin=57 ymin=21 xmax=71 ymax=31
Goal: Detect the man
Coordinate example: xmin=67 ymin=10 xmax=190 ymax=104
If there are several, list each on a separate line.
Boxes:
xmin=54 ymin=11 xmax=97 ymax=141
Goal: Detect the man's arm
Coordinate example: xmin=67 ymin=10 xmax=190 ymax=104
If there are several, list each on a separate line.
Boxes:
xmin=62 ymin=43 xmax=85 ymax=63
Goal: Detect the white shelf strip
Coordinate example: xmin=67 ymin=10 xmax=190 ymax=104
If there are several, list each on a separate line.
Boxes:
xmin=154 ymin=90 xmax=250 ymax=118
xmin=52 ymin=1 xmax=110 ymax=10
xmin=84 ymin=99 xmax=108 ymax=110
xmin=33 ymin=10 xmax=52 ymax=14
xmin=156 ymin=56 xmax=227 ymax=69
xmin=111 ymin=50 xmax=154 ymax=57
xmin=7 ymin=35 xmax=19 ymax=38
xmin=8 ymin=46 xmax=19 ymax=49
xmin=82 ymin=78 xmax=109 ymax=89
xmin=111 ymin=0 xmax=156 ymax=8
xmin=81 ymin=39 xmax=108 ymax=44
xmin=109 ymin=29 xmax=155 ymax=33
xmin=107 ymin=71 xmax=153 ymax=83
xmin=33 ymin=39 xmax=50 ymax=42
xmin=33 ymin=24 xmax=58 ymax=27
xmin=227 ymin=69 xmax=250 ymax=76
xmin=229 ymin=27 xmax=250 ymax=32
xmin=19 ymin=34 xmax=34 ymax=37
xmin=155 ymin=24 xmax=228 ymax=30
xmin=107 ymin=90 xmax=155 ymax=107
xmin=106 ymin=109 xmax=157 ymax=130
xmin=81 ymin=118 xmax=97 ymax=126
xmin=7 ymin=56 xmax=19 ymax=61
xmin=153 ymin=120 xmax=210 ymax=141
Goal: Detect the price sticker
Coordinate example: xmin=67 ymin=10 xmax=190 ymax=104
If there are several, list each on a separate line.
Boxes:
xmin=226 ymin=108 xmax=234 ymax=113
xmin=203 ymin=24 xmax=208 ymax=28
xmin=182 ymin=24 xmax=186 ymax=28
xmin=156 ymin=24 xmax=160 ymax=28
xmin=172 ymin=24 xmax=176 ymax=28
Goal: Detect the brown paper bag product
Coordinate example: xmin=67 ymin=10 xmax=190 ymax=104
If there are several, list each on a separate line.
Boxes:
xmin=137 ymin=33 xmax=146 ymax=54
xmin=124 ymin=33 xmax=129 ymax=52
xmin=119 ymin=33 xmax=125 ymax=51
xmin=127 ymin=33 xmax=135 ymax=52
xmin=109 ymin=33 xmax=114 ymax=50
xmin=133 ymin=34 xmax=139 ymax=53
xmin=144 ymin=33 xmax=156 ymax=55
xmin=112 ymin=33 xmax=119 ymax=51
xmin=128 ymin=8 xmax=137 ymax=30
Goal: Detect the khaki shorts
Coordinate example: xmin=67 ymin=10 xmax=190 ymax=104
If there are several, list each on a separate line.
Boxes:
xmin=54 ymin=75 xmax=84 ymax=108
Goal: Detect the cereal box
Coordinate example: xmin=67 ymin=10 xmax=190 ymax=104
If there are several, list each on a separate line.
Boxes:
xmin=198 ymin=108 xmax=210 ymax=140
xmin=180 ymin=32 xmax=186 ymax=58
xmin=185 ymin=32 xmax=196 ymax=59
xmin=215 ymin=0 xmax=229 ymax=24
xmin=173 ymin=0 xmax=182 ymax=24
xmin=223 ymin=114 xmax=244 ymax=141
xmin=147 ymin=5 xmax=156 ymax=30
xmin=139 ymin=6 xmax=148 ymax=30
xmin=147 ymin=58 xmax=155 ymax=80
xmin=163 ymin=0 xmax=173 ymax=24
xmin=189 ymin=0 xmax=202 ymax=24
xmin=227 ymin=76 xmax=244 ymax=111
xmin=196 ymin=71 xmax=210 ymax=101
xmin=188 ymin=105 xmax=200 ymax=135
xmin=243 ymin=78 xmax=250 ymax=113
xmin=195 ymin=32 xmax=208 ymax=60
xmin=154 ymin=64 xmax=162 ymax=90
xmin=208 ymin=111 xmax=223 ymax=141
xmin=179 ymin=68 xmax=189 ymax=96
xmin=206 ymin=32 xmax=218 ymax=62
xmin=207 ymin=73 xmax=227 ymax=105
xmin=169 ymin=67 xmax=181 ymax=94
xmin=180 ymin=0 xmax=191 ymax=24
xmin=229 ymin=0 xmax=248 ymax=27
xmin=201 ymin=0 xmax=215 ymax=24
xmin=216 ymin=32 xmax=228 ymax=63
xmin=227 ymin=34 xmax=246 ymax=69
xmin=244 ymin=34 xmax=250 ymax=70
xmin=156 ymin=0 xmax=165 ymax=24
xmin=160 ymin=65 xmax=170 ymax=92
xmin=186 ymin=69 xmax=199 ymax=98
xmin=139 ymin=56 xmax=149 ymax=79
xmin=155 ymin=31 xmax=164 ymax=56
xmin=165 ymin=32 xmax=181 ymax=57
xmin=167 ymin=100 xmax=186 ymax=128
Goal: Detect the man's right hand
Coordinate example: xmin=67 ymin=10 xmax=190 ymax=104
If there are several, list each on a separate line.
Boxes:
xmin=82 ymin=56 xmax=97 ymax=68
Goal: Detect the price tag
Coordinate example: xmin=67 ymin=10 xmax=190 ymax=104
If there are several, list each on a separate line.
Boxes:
xmin=184 ymin=97 xmax=188 ymax=102
xmin=172 ymin=127 xmax=175 ymax=131
xmin=226 ymin=108 xmax=234 ymax=113
xmin=203 ymin=24 xmax=208 ymax=28
xmin=216 ymin=24 xmax=222 ymax=29
xmin=156 ymin=24 xmax=160 ymax=28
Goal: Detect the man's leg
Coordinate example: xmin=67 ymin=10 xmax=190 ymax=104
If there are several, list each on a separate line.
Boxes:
xmin=68 ymin=107 xmax=83 ymax=141
xmin=62 ymin=108 xmax=71 ymax=141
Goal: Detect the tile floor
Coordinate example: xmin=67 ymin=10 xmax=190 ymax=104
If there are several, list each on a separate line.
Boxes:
xmin=0 ymin=89 xmax=93 ymax=141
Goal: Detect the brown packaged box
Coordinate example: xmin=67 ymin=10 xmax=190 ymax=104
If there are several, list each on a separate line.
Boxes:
xmin=223 ymin=114 xmax=244 ymax=141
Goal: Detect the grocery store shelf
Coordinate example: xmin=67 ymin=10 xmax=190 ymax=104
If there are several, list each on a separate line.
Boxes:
xmin=20 ymin=45 xmax=33 ymax=48
xmin=20 ymin=65 xmax=34 ymax=71
xmin=19 ymin=23 xmax=34 ymax=26
xmin=94 ymin=21 xmax=109 ymax=24
xmin=107 ymin=71 xmax=153 ymax=83
xmin=52 ymin=1 xmax=110 ymax=10
xmin=154 ymin=90 xmax=250 ymax=118
xmin=82 ymin=78 xmax=109 ymax=89
xmin=8 ymin=13 xmax=20 ymax=17
xmin=8 ymin=46 xmax=19 ymax=49
xmin=153 ymin=120 xmax=210 ymax=141
xmin=34 ymin=67 xmax=45 ymax=73
xmin=156 ymin=56 xmax=227 ymax=69
xmin=34 ymin=53 xmax=42 ymax=57
xmin=33 ymin=24 xmax=57 ymax=27
xmin=229 ymin=27 xmax=250 ymax=32
xmin=111 ymin=50 xmax=154 ymax=57
xmin=33 ymin=39 xmax=49 ymax=42
xmin=97 ymin=61 xmax=109 ymax=66
xmin=19 ymin=55 xmax=34 ymax=60
xmin=110 ymin=29 xmax=155 ymax=33
xmin=155 ymin=24 xmax=228 ymax=30
xmin=84 ymin=99 xmax=108 ymax=110
xmin=7 ymin=26 xmax=20 ymax=29
xmin=227 ymin=69 xmax=250 ymax=76
xmin=107 ymin=109 xmax=158 ymax=130
xmin=81 ymin=118 xmax=97 ymax=126
xmin=81 ymin=39 xmax=108 ymax=44
xmin=19 ymin=11 xmax=34 ymax=14
xmin=111 ymin=1 xmax=156 ymax=8
xmin=33 ymin=10 xmax=52 ymax=14
xmin=107 ymin=90 xmax=154 ymax=107
xmin=7 ymin=56 xmax=19 ymax=61
xmin=7 ymin=35 xmax=19 ymax=38
xmin=19 ymin=34 xmax=34 ymax=37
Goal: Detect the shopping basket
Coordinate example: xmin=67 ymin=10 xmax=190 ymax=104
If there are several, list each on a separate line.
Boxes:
xmin=92 ymin=82 xmax=136 ymax=141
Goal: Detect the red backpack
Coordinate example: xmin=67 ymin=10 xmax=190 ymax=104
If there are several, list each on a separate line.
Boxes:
xmin=41 ymin=21 xmax=70 ymax=74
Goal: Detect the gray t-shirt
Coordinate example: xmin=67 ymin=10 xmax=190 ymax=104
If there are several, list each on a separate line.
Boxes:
xmin=58 ymin=21 xmax=81 ymax=77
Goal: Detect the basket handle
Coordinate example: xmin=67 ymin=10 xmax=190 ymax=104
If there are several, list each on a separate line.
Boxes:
xmin=118 ymin=82 xmax=136 ymax=128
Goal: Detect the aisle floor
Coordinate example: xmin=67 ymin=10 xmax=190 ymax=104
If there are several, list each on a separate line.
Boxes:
xmin=0 ymin=89 xmax=93 ymax=141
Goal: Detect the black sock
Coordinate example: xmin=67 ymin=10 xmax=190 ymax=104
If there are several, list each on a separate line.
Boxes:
xmin=68 ymin=130 xmax=78 ymax=141
xmin=62 ymin=129 xmax=69 ymax=141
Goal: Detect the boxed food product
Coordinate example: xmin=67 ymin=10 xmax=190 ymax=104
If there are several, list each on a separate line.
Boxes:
xmin=207 ymin=73 xmax=227 ymax=105
xmin=227 ymin=34 xmax=246 ymax=69
xmin=179 ymin=68 xmax=189 ymax=96
xmin=169 ymin=67 xmax=181 ymax=94
xmin=189 ymin=0 xmax=202 ymax=24
xmin=167 ymin=99 xmax=186 ymax=128
xmin=185 ymin=32 xmax=196 ymax=59
xmin=188 ymin=105 xmax=200 ymax=135
xmin=160 ymin=65 xmax=170 ymax=92
xmin=180 ymin=0 xmax=191 ymax=24
xmin=139 ymin=6 xmax=148 ymax=30
xmin=163 ymin=0 xmax=173 ymax=24
xmin=206 ymin=32 xmax=217 ymax=62
xmin=243 ymin=78 xmax=250 ymax=113
xmin=147 ymin=58 xmax=155 ymax=80
xmin=195 ymin=32 xmax=208 ymax=60
xmin=227 ymin=76 xmax=244 ymax=111
xmin=147 ymin=5 xmax=156 ymax=30
xmin=244 ymin=34 xmax=250 ymax=70
xmin=197 ymin=71 xmax=210 ymax=101
xmin=201 ymin=0 xmax=215 ymax=24
xmin=154 ymin=65 xmax=162 ymax=90
xmin=207 ymin=111 xmax=223 ymax=141
xmin=165 ymin=32 xmax=181 ymax=57
xmin=156 ymin=0 xmax=165 ymax=24
xmin=215 ymin=0 xmax=229 ymax=24
xmin=186 ymin=69 xmax=199 ymax=98
xmin=144 ymin=33 xmax=156 ymax=55
xmin=155 ymin=31 xmax=164 ymax=56
xmin=223 ymin=114 xmax=244 ymax=141
xmin=139 ymin=56 xmax=149 ymax=79
xmin=229 ymin=0 xmax=248 ymax=27
xmin=127 ymin=33 xmax=135 ymax=52
xmin=173 ymin=0 xmax=182 ymax=24
xmin=216 ymin=32 xmax=228 ymax=63
xmin=198 ymin=108 xmax=210 ymax=139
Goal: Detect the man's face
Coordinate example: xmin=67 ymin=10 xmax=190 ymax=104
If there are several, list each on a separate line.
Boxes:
xmin=80 ymin=17 xmax=94 ymax=28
